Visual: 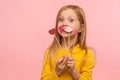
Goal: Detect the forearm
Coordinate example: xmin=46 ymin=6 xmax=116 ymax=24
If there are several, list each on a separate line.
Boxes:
xmin=70 ymin=68 xmax=80 ymax=80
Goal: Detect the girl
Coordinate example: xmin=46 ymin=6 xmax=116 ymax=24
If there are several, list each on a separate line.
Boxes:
xmin=41 ymin=5 xmax=95 ymax=80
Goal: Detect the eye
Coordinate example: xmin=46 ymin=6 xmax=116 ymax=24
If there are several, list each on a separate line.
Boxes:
xmin=69 ymin=18 xmax=74 ymax=22
xmin=58 ymin=18 xmax=64 ymax=22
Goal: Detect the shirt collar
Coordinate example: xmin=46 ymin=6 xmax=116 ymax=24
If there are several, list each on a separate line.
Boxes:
xmin=58 ymin=44 xmax=82 ymax=54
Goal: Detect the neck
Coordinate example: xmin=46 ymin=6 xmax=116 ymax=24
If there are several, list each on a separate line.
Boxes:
xmin=61 ymin=35 xmax=78 ymax=49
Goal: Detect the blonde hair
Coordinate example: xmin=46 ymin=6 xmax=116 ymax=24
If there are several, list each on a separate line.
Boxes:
xmin=48 ymin=5 xmax=89 ymax=71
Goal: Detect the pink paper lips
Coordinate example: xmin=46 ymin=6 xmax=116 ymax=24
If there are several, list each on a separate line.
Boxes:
xmin=59 ymin=26 xmax=64 ymax=32
xmin=64 ymin=27 xmax=73 ymax=33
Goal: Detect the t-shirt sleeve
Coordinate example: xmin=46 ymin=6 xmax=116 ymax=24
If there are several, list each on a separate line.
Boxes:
xmin=40 ymin=49 xmax=60 ymax=80
xmin=79 ymin=49 xmax=95 ymax=80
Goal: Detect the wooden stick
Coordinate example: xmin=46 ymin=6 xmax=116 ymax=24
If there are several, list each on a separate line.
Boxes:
xmin=68 ymin=33 xmax=70 ymax=49
xmin=63 ymin=37 xmax=67 ymax=49
xmin=54 ymin=35 xmax=62 ymax=48
xmin=72 ymin=35 xmax=77 ymax=51
xmin=68 ymin=33 xmax=71 ymax=55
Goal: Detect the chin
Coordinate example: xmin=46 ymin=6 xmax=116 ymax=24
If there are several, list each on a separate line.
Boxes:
xmin=61 ymin=34 xmax=71 ymax=37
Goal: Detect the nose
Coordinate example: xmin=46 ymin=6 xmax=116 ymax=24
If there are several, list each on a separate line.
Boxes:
xmin=63 ymin=20 xmax=67 ymax=26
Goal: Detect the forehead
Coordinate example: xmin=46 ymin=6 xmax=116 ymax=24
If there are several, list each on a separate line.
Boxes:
xmin=60 ymin=9 xmax=77 ymax=18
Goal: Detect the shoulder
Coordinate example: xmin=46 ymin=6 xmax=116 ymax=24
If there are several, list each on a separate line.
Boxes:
xmin=87 ymin=47 xmax=96 ymax=58
xmin=45 ymin=48 xmax=50 ymax=54
xmin=82 ymin=47 xmax=96 ymax=64
xmin=44 ymin=48 xmax=50 ymax=58
xmin=86 ymin=48 xmax=96 ymax=65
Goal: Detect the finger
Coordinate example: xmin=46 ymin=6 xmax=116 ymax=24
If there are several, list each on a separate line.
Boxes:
xmin=66 ymin=63 xmax=74 ymax=67
xmin=61 ymin=57 xmax=67 ymax=66
xmin=68 ymin=56 xmax=75 ymax=61
xmin=67 ymin=62 xmax=75 ymax=66
xmin=63 ymin=56 xmax=68 ymax=60
xmin=67 ymin=61 xmax=74 ymax=64
xmin=59 ymin=58 xmax=64 ymax=63
xmin=67 ymin=59 xmax=75 ymax=64
xmin=56 ymin=57 xmax=64 ymax=64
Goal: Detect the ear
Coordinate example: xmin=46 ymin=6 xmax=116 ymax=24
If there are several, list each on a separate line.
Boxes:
xmin=79 ymin=24 xmax=85 ymax=32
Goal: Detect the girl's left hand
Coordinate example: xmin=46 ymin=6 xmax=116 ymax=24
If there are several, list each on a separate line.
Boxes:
xmin=66 ymin=56 xmax=76 ymax=72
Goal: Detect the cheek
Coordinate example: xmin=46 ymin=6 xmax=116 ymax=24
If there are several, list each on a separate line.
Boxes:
xmin=58 ymin=22 xmax=62 ymax=26
xmin=71 ymin=25 xmax=80 ymax=34
xmin=75 ymin=22 xmax=81 ymax=30
xmin=72 ymin=24 xmax=80 ymax=30
xmin=57 ymin=26 xmax=61 ymax=34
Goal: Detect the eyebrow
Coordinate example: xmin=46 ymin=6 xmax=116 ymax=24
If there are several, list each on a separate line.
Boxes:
xmin=59 ymin=15 xmax=74 ymax=18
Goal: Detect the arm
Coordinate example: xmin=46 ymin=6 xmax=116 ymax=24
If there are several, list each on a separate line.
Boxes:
xmin=40 ymin=49 xmax=59 ymax=80
xmin=66 ymin=56 xmax=80 ymax=80
xmin=78 ymin=49 xmax=95 ymax=80
xmin=69 ymin=68 xmax=80 ymax=80
xmin=68 ymin=49 xmax=95 ymax=80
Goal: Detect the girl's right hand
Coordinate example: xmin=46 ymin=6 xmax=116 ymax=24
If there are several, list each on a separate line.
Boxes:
xmin=55 ymin=56 xmax=68 ymax=77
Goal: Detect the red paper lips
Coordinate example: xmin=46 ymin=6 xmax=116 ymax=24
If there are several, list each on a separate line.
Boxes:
xmin=48 ymin=28 xmax=56 ymax=35
xmin=48 ymin=26 xmax=64 ymax=35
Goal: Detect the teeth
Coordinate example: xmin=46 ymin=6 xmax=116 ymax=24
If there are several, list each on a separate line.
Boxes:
xmin=64 ymin=27 xmax=73 ymax=33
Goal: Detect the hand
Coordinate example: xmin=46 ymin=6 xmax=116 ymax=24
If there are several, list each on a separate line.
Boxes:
xmin=66 ymin=56 xmax=80 ymax=80
xmin=55 ymin=56 xmax=68 ymax=76
xmin=66 ymin=56 xmax=76 ymax=72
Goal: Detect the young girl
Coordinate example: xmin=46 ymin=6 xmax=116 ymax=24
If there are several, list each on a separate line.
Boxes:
xmin=41 ymin=5 xmax=95 ymax=80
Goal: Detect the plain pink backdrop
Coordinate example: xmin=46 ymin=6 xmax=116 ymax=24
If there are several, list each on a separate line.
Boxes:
xmin=0 ymin=0 xmax=120 ymax=80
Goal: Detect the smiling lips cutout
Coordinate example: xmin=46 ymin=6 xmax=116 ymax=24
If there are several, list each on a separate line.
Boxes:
xmin=64 ymin=27 xmax=73 ymax=33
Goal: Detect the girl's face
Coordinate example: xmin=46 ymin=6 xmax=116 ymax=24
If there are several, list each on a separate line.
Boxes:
xmin=57 ymin=9 xmax=81 ymax=37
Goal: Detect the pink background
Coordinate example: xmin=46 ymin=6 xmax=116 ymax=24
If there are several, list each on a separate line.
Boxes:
xmin=0 ymin=0 xmax=120 ymax=80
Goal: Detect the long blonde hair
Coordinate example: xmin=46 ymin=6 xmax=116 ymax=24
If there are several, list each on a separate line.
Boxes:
xmin=48 ymin=5 xmax=88 ymax=71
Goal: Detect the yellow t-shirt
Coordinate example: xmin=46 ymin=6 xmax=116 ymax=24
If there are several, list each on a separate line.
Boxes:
xmin=41 ymin=44 xmax=95 ymax=80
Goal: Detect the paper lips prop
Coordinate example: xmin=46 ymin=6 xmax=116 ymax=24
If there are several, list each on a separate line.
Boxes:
xmin=64 ymin=27 xmax=73 ymax=33
xmin=59 ymin=26 xmax=64 ymax=32
xmin=48 ymin=26 xmax=78 ymax=35
xmin=48 ymin=28 xmax=56 ymax=35
xmin=59 ymin=26 xmax=73 ymax=33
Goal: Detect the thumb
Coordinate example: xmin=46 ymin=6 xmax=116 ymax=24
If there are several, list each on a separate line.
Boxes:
xmin=57 ymin=57 xmax=64 ymax=63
